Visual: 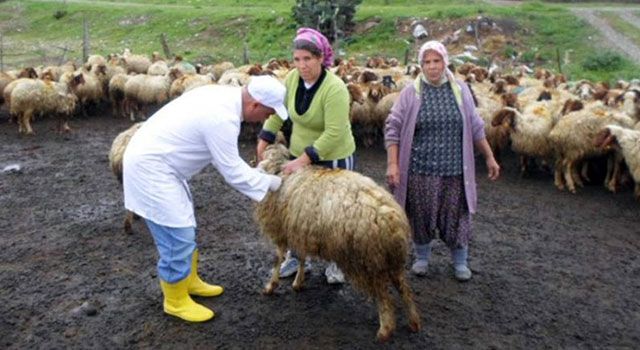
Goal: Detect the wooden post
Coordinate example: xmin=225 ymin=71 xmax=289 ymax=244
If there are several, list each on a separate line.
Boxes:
xmin=59 ymin=46 xmax=69 ymax=65
xmin=82 ymin=16 xmax=90 ymax=63
xmin=404 ymin=47 xmax=409 ymax=66
xmin=556 ymin=48 xmax=562 ymax=75
xmin=160 ymin=33 xmax=171 ymax=59
xmin=243 ymin=40 xmax=249 ymax=65
xmin=0 ymin=33 xmax=3 ymax=71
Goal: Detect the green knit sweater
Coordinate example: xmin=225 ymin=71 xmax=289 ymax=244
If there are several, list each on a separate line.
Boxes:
xmin=262 ymin=69 xmax=355 ymax=161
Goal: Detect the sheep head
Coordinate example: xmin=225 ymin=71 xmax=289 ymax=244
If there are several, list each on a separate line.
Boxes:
xmin=503 ymin=75 xmax=520 ymax=86
xmin=536 ymin=90 xmax=552 ymax=102
xmin=502 ymin=92 xmax=519 ymax=109
xmin=620 ymin=89 xmax=640 ymax=119
xmin=490 ymin=79 xmax=507 ymax=94
xmin=491 ymin=107 xmax=518 ymax=130
xmin=257 ymin=144 xmax=289 ymax=175
xmin=561 ymin=99 xmax=584 ymax=116
xmin=346 ymin=83 xmax=365 ymax=105
xmin=593 ymin=126 xmax=618 ymax=150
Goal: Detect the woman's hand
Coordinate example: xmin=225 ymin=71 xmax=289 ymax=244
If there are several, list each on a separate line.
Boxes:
xmin=386 ymin=163 xmax=400 ymax=190
xmin=282 ymin=153 xmax=312 ymax=175
xmin=486 ymin=157 xmax=500 ymax=181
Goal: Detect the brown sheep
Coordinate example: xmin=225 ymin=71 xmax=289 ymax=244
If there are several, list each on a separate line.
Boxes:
xmin=255 ymin=144 xmax=421 ymax=342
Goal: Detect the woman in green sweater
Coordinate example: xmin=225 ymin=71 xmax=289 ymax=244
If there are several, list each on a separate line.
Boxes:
xmin=256 ymin=27 xmax=356 ymax=284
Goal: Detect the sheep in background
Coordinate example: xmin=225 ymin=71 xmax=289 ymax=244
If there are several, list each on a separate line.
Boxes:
xmin=492 ymin=102 xmax=558 ymax=175
xmin=1 ymin=67 xmax=38 ymax=108
xmin=169 ymin=73 xmax=215 ymax=99
xmin=254 ymin=144 xmax=421 ymax=342
xmin=9 ymin=72 xmax=84 ymax=135
xmin=217 ymin=70 xmax=250 ymax=87
xmin=596 ymin=125 xmax=640 ymax=200
xmin=108 ymin=122 xmax=144 ymax=234
xmin=121 ymin=49 xmax=151 ymax=74
xmin=123 ymin=68 xmax=180 ymax=120
xmin=211 ymin=61 xmax=235 ymax=81
xmin=108 ymin=73 xmax=131 ymax=118
xmin=549 ymin=102 xmax=635 ymax=193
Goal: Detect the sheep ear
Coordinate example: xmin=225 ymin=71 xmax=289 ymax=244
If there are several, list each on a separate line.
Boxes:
xmin=491 ymin=109 xmax=515 ymax=128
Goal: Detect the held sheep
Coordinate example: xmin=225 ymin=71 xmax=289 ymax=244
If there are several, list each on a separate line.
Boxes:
xmin=254 ymin=144 xmax=421 ymax=342
xmin=108 ymin=122 xmax=144 ymax=234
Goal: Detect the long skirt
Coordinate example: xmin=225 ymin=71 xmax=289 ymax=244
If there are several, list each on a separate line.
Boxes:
xmin=405 ymin=174 xmax=471 ymax=249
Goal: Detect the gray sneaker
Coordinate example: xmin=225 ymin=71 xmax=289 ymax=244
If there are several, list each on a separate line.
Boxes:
xmin=279 ymin=254 xmax=311 ymax=278
xmin=325 ymin=262 xmax=345 ymax=284
xmin=411 ymin=259 xmax=429 ymax=276
xmin=454 ymin=264 xmax=472 ymax=282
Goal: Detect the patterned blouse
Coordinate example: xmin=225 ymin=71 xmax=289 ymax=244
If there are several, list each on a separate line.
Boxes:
xmin=409 ymin=81 xmax=463 ymax=176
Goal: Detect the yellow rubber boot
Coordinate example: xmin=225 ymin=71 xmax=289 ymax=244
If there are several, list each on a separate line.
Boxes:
xmin=188 ymin=250 xmax=224 ymax=297
xmin=160 ymin=278 xmax=214 ymax=322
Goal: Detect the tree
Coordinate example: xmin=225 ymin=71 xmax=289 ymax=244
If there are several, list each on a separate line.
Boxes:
xmin=292 ymin=0 xmax=362 ymax=43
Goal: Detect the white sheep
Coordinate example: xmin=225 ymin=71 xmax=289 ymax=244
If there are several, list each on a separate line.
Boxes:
xmin=549 ymin=101 xmax=635 ymax=193
xmin=596 ymin=125 xmax=640 ymax=200
xmin=108 ymin=122 xmax=144 ymax=233
xmin=123 ymin=69 xmax=180 ymax=120
xmin=254 ymin=144 xmax=421 ymax=342
xmin=169 ymin=73 xmax=215 ymax=99
xmin=9 ymin=72 xmax=84 ymax=134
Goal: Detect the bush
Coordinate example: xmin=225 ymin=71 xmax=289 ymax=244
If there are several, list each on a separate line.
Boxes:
xmin=292 ymin=0 xmax=363 ymax=43
xmin=581 ymin=51 xmax=624 ymax=71
xmin=53 ymin=10 xmax=67 ymax=19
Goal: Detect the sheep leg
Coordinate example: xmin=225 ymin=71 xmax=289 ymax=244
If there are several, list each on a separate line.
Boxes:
xmin=392 ymin=273 xmax=421 ymax=333
xmin=23 ymin=109 xmax=35 ymax=135
xmin=554 ymin=158 xmax=565 ymax=191
xmin=263 ymin=246 xmax=285 ymax=295
xmin=572 ymin=161 xmax=584 ymax=188
xmin=124 ymin=210 xmax=134 ymax=234
xmin=579 ymin=161 xmax=590 ymax=184
xmin=564 ymin=159 xmax=576 ymax=193
xmin=604 ymin=155 xmax=613 ymax=189
xmin=292 ymin=253 xmax=306 ymax=291
xmin=375 ymin=291 xmax=396 ymax=343
xmin=634 ymin=183 xmax=640 ymax=201
xmin=606 ymin=154 xmax=622 ymax=193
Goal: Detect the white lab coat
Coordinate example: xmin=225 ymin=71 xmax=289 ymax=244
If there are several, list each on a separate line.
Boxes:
xmin=123 ymin=84 xmax=271 ymax=228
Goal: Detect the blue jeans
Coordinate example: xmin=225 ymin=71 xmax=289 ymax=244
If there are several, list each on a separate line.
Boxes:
xmin=145 ymin=219 xmax=196 ymax=283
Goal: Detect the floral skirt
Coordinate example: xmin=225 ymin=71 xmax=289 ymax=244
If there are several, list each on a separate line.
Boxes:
xmin=406 ymin=173 xmax=471 ymax=249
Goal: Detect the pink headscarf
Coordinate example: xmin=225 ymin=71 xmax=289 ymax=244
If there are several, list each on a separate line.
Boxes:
xmin=294 ymin=27 xmax=334 ymax=68
xmin=417 ymin=40 xmax=455 ymax=82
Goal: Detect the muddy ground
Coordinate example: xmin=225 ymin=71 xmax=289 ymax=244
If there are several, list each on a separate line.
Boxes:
xmin=0 ymin=111 xmax=639 ymax=350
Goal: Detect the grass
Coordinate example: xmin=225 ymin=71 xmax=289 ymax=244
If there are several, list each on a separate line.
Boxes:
xmin=0 ymin=0 xmax=638 ymax=83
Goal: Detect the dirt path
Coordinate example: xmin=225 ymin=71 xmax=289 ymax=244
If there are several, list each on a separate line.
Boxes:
xmin=484 ymin=0 xmax=640 ymax=64
xmin=570 ymin=8 xmax=640 ymax=64
xmin=1 ymin=112 xmax=639 ymax=349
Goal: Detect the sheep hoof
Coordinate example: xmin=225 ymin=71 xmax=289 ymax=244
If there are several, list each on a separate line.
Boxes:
xmin=376 ymin=329 xmax=393 ymax=343
xmin=292 ymin=282 xmax=303 ymax=292
xmin=408 ymin=319 xmax=421 ymax=333
xmin=263 ymin=282 xmax=277 ymax=295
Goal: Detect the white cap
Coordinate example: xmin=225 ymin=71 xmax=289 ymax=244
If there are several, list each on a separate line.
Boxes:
xmin=247 ymin=75 xmax=288 ymax=121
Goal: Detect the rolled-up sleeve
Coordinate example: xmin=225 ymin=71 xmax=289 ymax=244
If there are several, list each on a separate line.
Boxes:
xmin=461 ymin=84 xmax=486 ymax=142
xmin=384 ymin=89 xmax=407 ymax=148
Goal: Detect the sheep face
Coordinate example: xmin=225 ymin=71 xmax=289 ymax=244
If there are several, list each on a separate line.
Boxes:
xmin=346 ymin=83 xmax=365 ymax=105
xmin=621 ymin=89 xmax=640 ymax=119
xmin=561 ymin=99 xmax=584 ymax=116
xmin=491 ymin=108 xmax=517 ymax=130
xmin=257 ymin=144 xmax=289 ymax=175
xmin=594 ymin=127 xmax=617 ymax=150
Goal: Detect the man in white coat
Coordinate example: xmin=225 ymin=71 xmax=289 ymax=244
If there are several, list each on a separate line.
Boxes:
xmin=123 ymin=76 xmax=287 ymax=323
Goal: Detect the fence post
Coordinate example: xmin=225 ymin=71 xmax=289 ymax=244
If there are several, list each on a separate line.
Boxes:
xmin=82 ymin=16 xmax=90 ymax=63
xmin=243 ymin=40 xmax=249 ymax=65
xmin=0 ymin=33 xmax=3 ymax=71
xmin=160 ymin=33 xmax=171 ymax=59
xmin=556 ymin=48 xmax=562 ymax=75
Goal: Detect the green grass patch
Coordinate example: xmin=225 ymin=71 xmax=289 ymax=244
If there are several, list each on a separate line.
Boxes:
xmin=0 ymin=0 xmax=638 ymax=84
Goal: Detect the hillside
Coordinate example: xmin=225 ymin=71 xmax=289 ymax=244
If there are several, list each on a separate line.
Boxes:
xmin=0 ymin=0 xmax=639 ymax=82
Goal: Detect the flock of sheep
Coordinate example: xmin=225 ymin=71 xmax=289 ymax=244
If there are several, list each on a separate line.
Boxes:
xmin=1 ymin=49 xmax=639 ymax=198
